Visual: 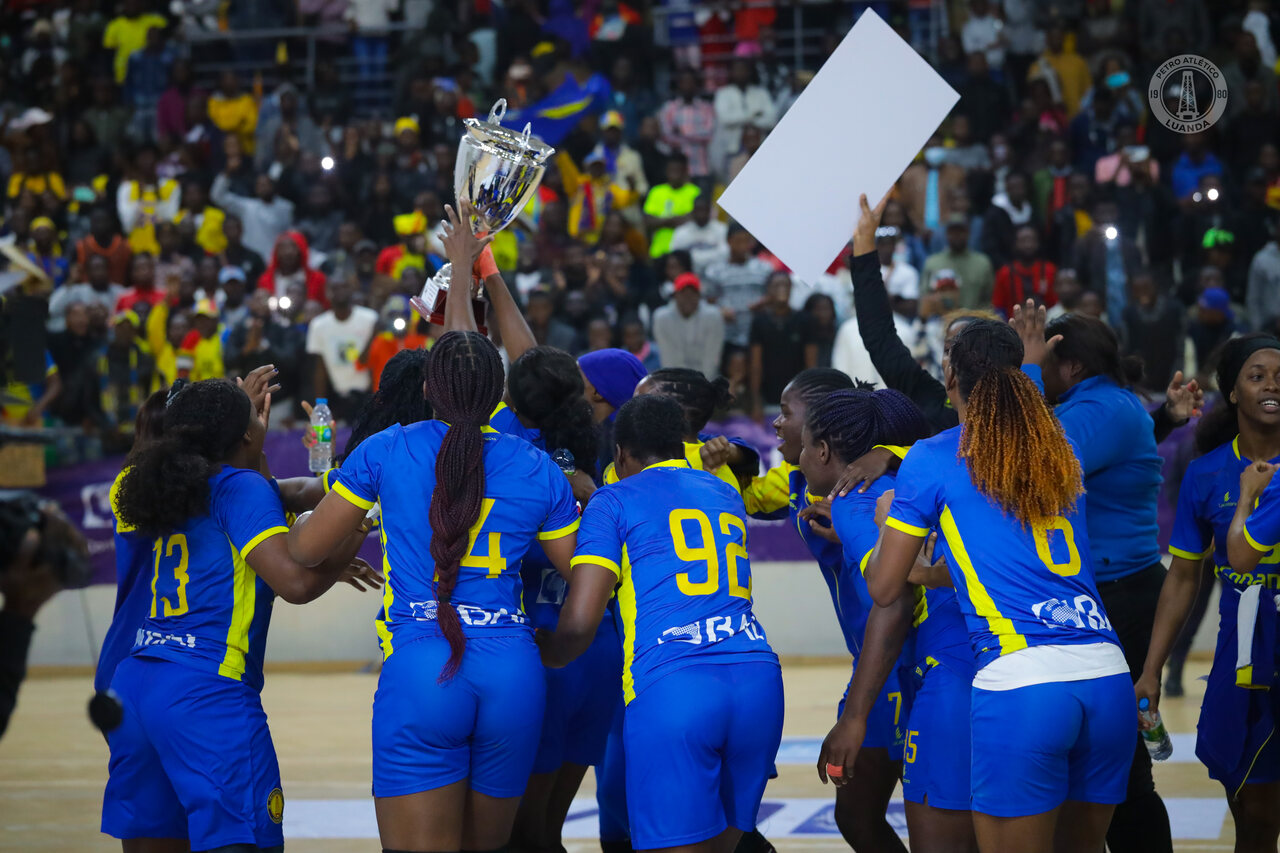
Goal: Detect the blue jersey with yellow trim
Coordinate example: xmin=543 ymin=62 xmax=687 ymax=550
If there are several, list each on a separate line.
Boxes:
xmin=1171 ymin=438 xmax=1280 ymax=603
xmin=821 ymin=478 xmax=890 ymax=659
xmin=334 ymin=420 xmax=579 ymax=655
xmin=489 ymin=402 xmax=544 ymax=448
xmin=830 ymin=474 xmax=972 ymax=675
xmin=95 ymin=469 xmax=155 ymax=692
xmin=1238 ymin=450 xmax=1280 ymax=567
xmin=573 ymin=461 xmax=776 ymax=703
xmin=129 ymin=467 xmax=287 ymax=692
xmin=888 ymin=427 xmax=1117 ymax=670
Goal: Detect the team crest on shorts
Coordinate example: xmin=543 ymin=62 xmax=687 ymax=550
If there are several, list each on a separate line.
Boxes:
xmin=267 ymin=787 xmax=285 ymax=824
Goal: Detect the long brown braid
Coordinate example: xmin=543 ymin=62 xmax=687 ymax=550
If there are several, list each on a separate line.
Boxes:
xmin=950 ymin=320 xmax=1083 ymax=527
xmin=424 ymin=330 xmax=504 ymax=680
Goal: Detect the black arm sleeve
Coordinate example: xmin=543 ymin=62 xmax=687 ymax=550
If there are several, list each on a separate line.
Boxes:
xmin=850 ymin=251 xmax=954 ymax=431
xmin=1151 ymin=402 xmax=1183 ymax=445
xmin=0 ymin=609 xmax=35 ymax=740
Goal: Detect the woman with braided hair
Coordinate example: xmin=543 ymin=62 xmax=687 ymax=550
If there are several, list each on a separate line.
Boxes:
xmin=287 ymin=328 xmax=581 ymax=853
xmin=798 ymin=388 xmax=974 ymax=853
xmin=865 ymin=319 xmax=1132 ymax=853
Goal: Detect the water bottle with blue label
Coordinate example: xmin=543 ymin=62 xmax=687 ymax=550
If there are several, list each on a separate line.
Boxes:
xmin=1138 ymin=697 xmax=1173 ymax=761
xmin=309 ymin=398 xmax=334 ymax=473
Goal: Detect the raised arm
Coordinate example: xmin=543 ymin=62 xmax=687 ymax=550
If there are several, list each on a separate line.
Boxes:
xmin=849 ymin=194 xmax=946 ymax=410
xmin=1227 ymin=462 xmax=1280 ymax=572
xmin=441 ymin=202 xmax=495 ymax=335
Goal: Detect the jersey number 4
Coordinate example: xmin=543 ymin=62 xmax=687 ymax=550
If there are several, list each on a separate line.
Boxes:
xmin=150 ymin=534 xmax=190 ymax=617
xmin=669 ymin=509 xmax=751 ymax=600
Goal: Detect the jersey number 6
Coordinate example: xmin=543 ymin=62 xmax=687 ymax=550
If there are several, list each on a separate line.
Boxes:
xmin=669 ymin=509 xmax=751 ymax=600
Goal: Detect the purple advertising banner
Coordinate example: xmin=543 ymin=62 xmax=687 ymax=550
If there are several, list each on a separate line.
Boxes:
xmin=39 ymin=413 xmax=1194 ymax=587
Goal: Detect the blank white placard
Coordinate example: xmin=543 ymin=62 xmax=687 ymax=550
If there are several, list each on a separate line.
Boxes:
xmin=717 ymin=10 xmax=960 ymax=284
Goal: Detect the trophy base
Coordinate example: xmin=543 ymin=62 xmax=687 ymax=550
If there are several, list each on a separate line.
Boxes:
xmin=427 ymin=290 xmax=488 ymax=336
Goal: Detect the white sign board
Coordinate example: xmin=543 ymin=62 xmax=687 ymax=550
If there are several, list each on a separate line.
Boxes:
xmin=717 ymin=10 xmax=960 ymax=284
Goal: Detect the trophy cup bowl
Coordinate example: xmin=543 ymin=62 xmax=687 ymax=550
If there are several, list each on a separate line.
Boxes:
xmin=414 ymin=100 xmax=555 ymax=334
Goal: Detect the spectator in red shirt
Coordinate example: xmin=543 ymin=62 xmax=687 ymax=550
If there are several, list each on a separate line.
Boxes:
xmin=992 ymin=224 xmax=1058 ymax=318
xmin=257 ymin=230 xmax=328 ymax=307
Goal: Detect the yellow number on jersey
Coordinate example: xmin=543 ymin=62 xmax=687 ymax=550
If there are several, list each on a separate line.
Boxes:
xmin=150 ymin=534 xmax=190 ymax=617
xmin=1032 ymin=517 xmax=1081 ymax=577
xmin=904 ymin=729 xmax=918 ymax=763
xmin=670 ymin=509 xmax=751 ymax=599
xmin=460 ymin=498 xmax=507 ymax=579
xmin=671 ymin=509 xmax=719 ymax=595
xmin=720 ymin=513 xmax=751 ymax=599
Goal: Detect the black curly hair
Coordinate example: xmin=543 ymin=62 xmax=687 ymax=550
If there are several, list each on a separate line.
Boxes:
xmin=507 ymin=346 xmax=599 ymax=478
xmin=615 ymin=394 xmax=687 ymax=464
xmin=115 ymin=379 xmax=253 ymax=536
xmin=343 ymin=348 xmax=433 ymax=462
xmin=643 ymin=367 xmax=734 ymax=437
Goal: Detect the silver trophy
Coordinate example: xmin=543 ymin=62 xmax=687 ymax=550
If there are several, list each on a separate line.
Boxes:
xmin=412 ymin=100 xmax=554 ymax=334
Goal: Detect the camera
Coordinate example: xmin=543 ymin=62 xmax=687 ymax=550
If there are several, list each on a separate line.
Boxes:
xmin=0 ymin=490 xmax=92 ymax=589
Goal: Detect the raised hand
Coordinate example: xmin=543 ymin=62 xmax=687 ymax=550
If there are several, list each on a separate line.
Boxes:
xmin=851 ymin=192 xmax=891 ymax=256
xmin=441 ymin=201 xmax=496 ymax=273
xmin=1165 ymin=371 xmax=1204 ymax=423
xmin=1009 ymin=299 xmax=1060 ymax=368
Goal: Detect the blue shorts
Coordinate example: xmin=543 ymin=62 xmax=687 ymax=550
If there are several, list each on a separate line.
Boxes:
xmin=101 ymin=656 xmax=284 ymax=850
xmin=839 ymin=666 xmax=908 ymax=751
xmin=372 ymin=632 xmax=545 ymax=799
xmin=623 ymin=661 xmax=784 ymax=850
xmin=971 ymin=672 xmax=1133 ymax=817
xmin=533 ymin=614 xmax=622 ymax=773
xmin=902 ymin=663 xmax=971 ymax=810
xmin=596 ymin=690 xmax=630 ymax=842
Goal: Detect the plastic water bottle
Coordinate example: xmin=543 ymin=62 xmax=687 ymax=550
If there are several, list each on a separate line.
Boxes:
xmin=309 ymin=398 xmax=334 ymax=473
xmin=1138 ymin=697 xmax=1173 ymax=761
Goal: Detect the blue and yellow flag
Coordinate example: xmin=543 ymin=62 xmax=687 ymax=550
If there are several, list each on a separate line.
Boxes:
xmin=501 ymin=74 xmax=613 ymax=147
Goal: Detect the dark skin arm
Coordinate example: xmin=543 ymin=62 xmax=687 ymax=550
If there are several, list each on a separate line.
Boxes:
xmin=865 ymin=519 xmax=927 ymax=608
xmin=276 ymin=476 xmax=328 ymax=515
xmin=245 ymin=526 xmax=368 ymax=605
xmin=1226 ymin=461 xmax=1279 ymax=572
xmin=1134 ymin=555 xmax=1212 ymax=723
xmin=817 ymin=588 xmax=913 ymax=785
xmin=538 ymin=561 xmax=615 ymax=667
xmin=441 ymin=201 xmax=495 ymax=336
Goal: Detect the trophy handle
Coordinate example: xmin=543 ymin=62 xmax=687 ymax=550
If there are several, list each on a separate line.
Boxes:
xmin=487 ymin=99 xmax=507 ymax=124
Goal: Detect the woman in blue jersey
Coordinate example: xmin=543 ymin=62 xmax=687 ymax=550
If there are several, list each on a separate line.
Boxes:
xmin=1138 ymin=334 xmax=1280 ymax=853
xmin=798 ymin=389 xmax=977 ymax=853
xmin=867 ymin=319 xmax=1132 ymax=853
xmin=741 ymin=367 xmax=908 ymax=853
xmin=286 ymin=325 xmax=581 ymax=853
xmin=1015 ymin=309 xmax=1175 ymax=851
xmin=102 ymin=378 xmax=369 ymax=852
xmin=541 ymin=394 xmax=784 ymax=853
xmin=634 ymin=368 xmax=759 ymax=486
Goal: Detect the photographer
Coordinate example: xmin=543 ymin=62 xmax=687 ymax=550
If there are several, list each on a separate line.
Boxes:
xmin=0 ymin=493 xmax=90 ymax=739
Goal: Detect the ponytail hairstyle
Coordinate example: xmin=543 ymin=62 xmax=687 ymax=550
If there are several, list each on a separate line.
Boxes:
xmin=423 ymin=331 xmax=505 ymax=681
xmin=115 ymin=379 xmax=253 ymax=536
xmin=949 ymin=320 xmax=1083 ymax=526
xmin=806 ymin=389 xmax=931 ymax=465
xmin=644 ymin=367 xmax=734 ymax=436
xmin=1196 ymin=333 xmax=1280 ymax=454
xmin=507 ymin=346 xmax=599 ymax=478
xmin=128 ymin=386 xmax=172 ymax=454
xmin=1044 ymin=314 xmax=1143 ymax=388
xmin=787 ymin=367 xmax=862 ymax=409
xmin=343 ymin=348 xmax=433 ymax=462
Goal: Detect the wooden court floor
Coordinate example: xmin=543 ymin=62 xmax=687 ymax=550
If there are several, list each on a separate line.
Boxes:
xmin=0 ymin=660 xmax=1236 ymax=852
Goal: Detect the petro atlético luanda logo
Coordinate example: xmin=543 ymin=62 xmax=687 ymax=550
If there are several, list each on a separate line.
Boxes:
xmin=1148 ymin=54 xmax=1228 ymax=133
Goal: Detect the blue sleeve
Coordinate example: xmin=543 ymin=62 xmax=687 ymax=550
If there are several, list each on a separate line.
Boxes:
xmin=1245 ymin=476 xmax=1280 ymax=552
xmin=217 ymin=472 xmax=290 ymax=558
xmin=537 ymin=454 xmax=581 ymax=541
xmin=831 ymin=494 xmax=879 ymax=575
xmin=886 ymin=446 xmax=940 ymax=538
xmin=570 ymin=488 xmax=625 ymax=577
xmin=1021 ymin=363 xmax=1044 ymax=392
xmin=1168 ymin=462 xmax=1212 ymax=560
xmin=1054 ymin=399 xmax=1126 ymax=477
xmin=333 ymin=427 xmax=394 ymax=510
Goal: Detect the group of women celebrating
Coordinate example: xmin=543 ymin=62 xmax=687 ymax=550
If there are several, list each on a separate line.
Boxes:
xmin=93 ymin=193 xmax=1280 ymax=853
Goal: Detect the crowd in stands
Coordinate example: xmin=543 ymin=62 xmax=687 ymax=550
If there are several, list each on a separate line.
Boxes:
xmin=0 ymin=0 xmax=1270 ymax=460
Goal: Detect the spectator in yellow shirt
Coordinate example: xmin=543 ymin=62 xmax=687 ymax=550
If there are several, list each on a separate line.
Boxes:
xmin=103 ymin=0 xmax=166 ymax=84
xmin=175 ymin=179 xmax=226 ymax=254
xmin=177 ymin=299 xmax=225 ymax=382
xmin=559 ymin=150 xmax=640 ymax=246
xmin=207 ymin=70 xmax=259 ymax=155
xmin=7 ymin=148 xmax=66 ymax=202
